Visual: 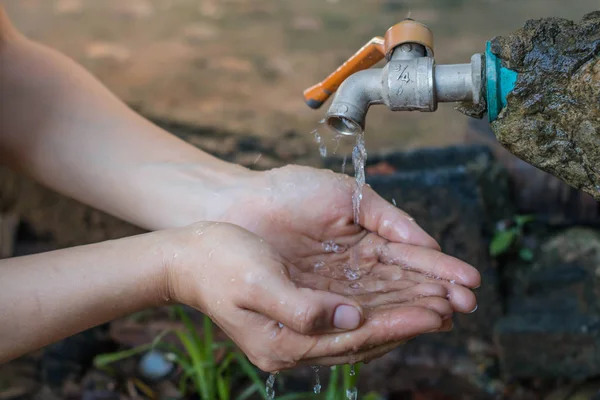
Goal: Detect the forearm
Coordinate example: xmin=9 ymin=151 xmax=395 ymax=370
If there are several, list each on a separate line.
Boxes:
xmin=0 ymin=8 xmax=252 ymax=230
xmin=0 ymin=230 xmax=171 ymax=363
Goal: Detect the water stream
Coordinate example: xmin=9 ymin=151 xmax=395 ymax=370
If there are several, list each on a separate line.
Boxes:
xmin=311 ymin=365 xmax=322 ymax=394
xmin=266 ymin=372 xmax=277 ymax=399
xmin=351 ymin=132 xmax=367 ymax=225
xmin=263 ymin=128 xmax=367 ymax=398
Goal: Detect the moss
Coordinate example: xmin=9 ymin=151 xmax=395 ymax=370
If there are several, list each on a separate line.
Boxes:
xmin=489 ymin=12 xmax=600 ymax=201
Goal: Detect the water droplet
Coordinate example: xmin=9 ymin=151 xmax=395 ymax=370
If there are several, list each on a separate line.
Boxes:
xmin=392 ymin=198 xmax=397 ymax=206
xmin=346 ymin=387 xmax=358 ymax=400
xmin=266 ymin=373 xmax=277 ymax=399
xmin=349 ymin=364 xmax=355 ymax=376
xmin=319 ymin=143 xmax=328 ymax=157
xmin=311 ymin=366 xmax=321 ymax=394
xmin=450 ymin=280 xmax=456 ymax=284
xmin=341 ymin=155 xmax=347 ymax=174
xmin=349 ymin=282 xmax=361 ymax=289
xmin=323 ymin=241 xmax=347 ymax=253
xmin=278 ymin=322 xmax=284 ymax=329
xmin=313 ymin=130 xmax=322 ymax=144
xmin=343 ymin=266 xmax=361 ymax=281
xmin=253 ymin=153 xmax=262 ymax=164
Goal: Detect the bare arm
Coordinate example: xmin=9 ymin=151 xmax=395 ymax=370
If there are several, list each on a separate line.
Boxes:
xmin=0 ymin=230 xmax=170 ymax=363
xmin=0 ymin=7 xmax=250 ymax=231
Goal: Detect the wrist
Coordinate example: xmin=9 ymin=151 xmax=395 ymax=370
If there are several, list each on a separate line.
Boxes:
xmin=133 ymin=158 xmax=258 ymax=231
xmin=157 ymin=221 xmax=224 ymax=311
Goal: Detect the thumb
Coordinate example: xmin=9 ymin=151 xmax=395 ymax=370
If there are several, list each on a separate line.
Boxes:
xmin=248 ymin=277 xmax=364 ymax=335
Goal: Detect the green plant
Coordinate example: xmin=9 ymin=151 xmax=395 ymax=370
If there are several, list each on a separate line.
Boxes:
xmin=489 ymin=215 xmax=535 ymax=261
xmin=94 ymin=306 xmax=312 ymax=400
xmin=323 ymin=363 xmax=383 ymax=400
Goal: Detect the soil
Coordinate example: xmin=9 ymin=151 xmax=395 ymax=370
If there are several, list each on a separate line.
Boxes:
xmin=490 ymin=12 xmax=600 ymax=201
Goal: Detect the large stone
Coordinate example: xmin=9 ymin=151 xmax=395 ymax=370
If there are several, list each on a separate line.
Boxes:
xmin=495 ymin=228 xmax=600 ymax=380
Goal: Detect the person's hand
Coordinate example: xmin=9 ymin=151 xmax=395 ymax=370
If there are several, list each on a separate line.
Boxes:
xmin=166 ymin=221 xmax=455 ymax=372
xmin=221 ymin=165 xmax=481 ymax=315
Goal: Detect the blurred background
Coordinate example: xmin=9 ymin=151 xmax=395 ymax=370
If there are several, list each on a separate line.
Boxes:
xmin=2 ymin=1 xmax=600 ymax=399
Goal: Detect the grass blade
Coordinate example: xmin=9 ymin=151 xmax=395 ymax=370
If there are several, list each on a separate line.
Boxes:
xmin=236 ymin=384 xmax=259 ymax=400
xmin=233 ymin=352 xmax=267 ymax=398
xmin=93 ymin=343 xmax=153 ymax=369
xmin=326 ymin=365 xmax=339 ymax=400
xmin=175 ymin=331 xmax=209 ymax=400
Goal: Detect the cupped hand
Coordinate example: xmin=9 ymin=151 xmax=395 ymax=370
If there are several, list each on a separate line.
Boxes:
xmin=224 ymin=165 xmax=481 ymax=314
xmin=167 ymin=222 xmax=454 ymax=372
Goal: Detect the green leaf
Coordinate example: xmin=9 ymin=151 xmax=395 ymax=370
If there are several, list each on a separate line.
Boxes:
xmin=514 ymin=215 xmax=535 ymax=227
xmin=489 ymin=229 xmax=517 ymax=256
xmin=519 ymin=247 xmax=534 ymax=261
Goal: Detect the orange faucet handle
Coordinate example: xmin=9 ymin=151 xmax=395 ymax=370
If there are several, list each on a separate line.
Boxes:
xmin=303 ymin=19 xmax=434 ymax=110
xmin=303 ymin=37 xmax=386 ymax=109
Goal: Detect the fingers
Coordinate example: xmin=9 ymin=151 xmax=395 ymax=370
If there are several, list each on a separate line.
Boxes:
xmin=295 ymin=306 xmax=443 ymax=360
xmin=378 ymin=242 xmax=481 ymax=289
xmin=292 ymin=272 xmax=420 ymax=295
xmin=298 ymin=317 xmax=454 ymax=367
xmin=372 ymin=265 xmax=477 ymax=313
xmin=243 ymin=273 xmax=366 ymax=335
xmin=359 ymin=186 xmax=440 ymax=250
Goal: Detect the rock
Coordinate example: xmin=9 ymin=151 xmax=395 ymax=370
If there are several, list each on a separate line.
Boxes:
xmin=490 ymin=13 xmax=600 ymax=201
xmin=138 ymin=351 xmax=174 ymax=382
xmin=495 ymin=313 xmax=600 ymax=380
xmin=467 ymin=118 xmax=600 ymax=223
xmin=495 ymin=228 xmax=600 ymax=380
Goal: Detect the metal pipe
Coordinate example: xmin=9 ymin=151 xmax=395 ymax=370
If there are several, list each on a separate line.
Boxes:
xmin=434 ymin=64 xmax=473 ymax=102
xmin=325 ymin=68 xmax=384 ymax=136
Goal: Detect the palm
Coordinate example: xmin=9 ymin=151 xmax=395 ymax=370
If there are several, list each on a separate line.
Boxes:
xmin=230 ymin=165 xmax=480 ymax=313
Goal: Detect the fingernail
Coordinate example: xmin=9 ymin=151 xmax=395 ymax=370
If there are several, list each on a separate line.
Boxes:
xmin=333 ymin=305 xmax=361 ymax=330
xmin=469 ymin=304 xmax=478 ymax=314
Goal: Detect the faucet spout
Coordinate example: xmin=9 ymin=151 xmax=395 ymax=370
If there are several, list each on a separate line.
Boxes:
xmin=325 ymin=69 xmax=383 ymax=136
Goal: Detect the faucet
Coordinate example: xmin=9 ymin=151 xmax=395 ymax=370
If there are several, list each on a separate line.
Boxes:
xmin=303 ymin=19 xmax=517 ymax=136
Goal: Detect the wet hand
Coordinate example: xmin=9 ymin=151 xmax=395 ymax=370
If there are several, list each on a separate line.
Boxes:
xmin=225 ymin=165 xmax=481 ymax=314
xmin=165 ymin=222 xmax=454 ymax=372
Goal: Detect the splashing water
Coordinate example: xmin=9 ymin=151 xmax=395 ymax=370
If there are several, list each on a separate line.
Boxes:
xmin=352 ymin=132 xmax=367 ymax=225
xmin=343 ymin=265 xmax=361 ymax=281
xmin=313 ymin=129 xmax=328 ymax=158
xmin=346 ymin=387 xmax=358 ymax=400
xmin=311 ymin=366 xmax=322 ymax=394
xmin=323 ymin=241 xmax=346 ymax=253
xmin=266 ymin=373 xmax=277 ymax=399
